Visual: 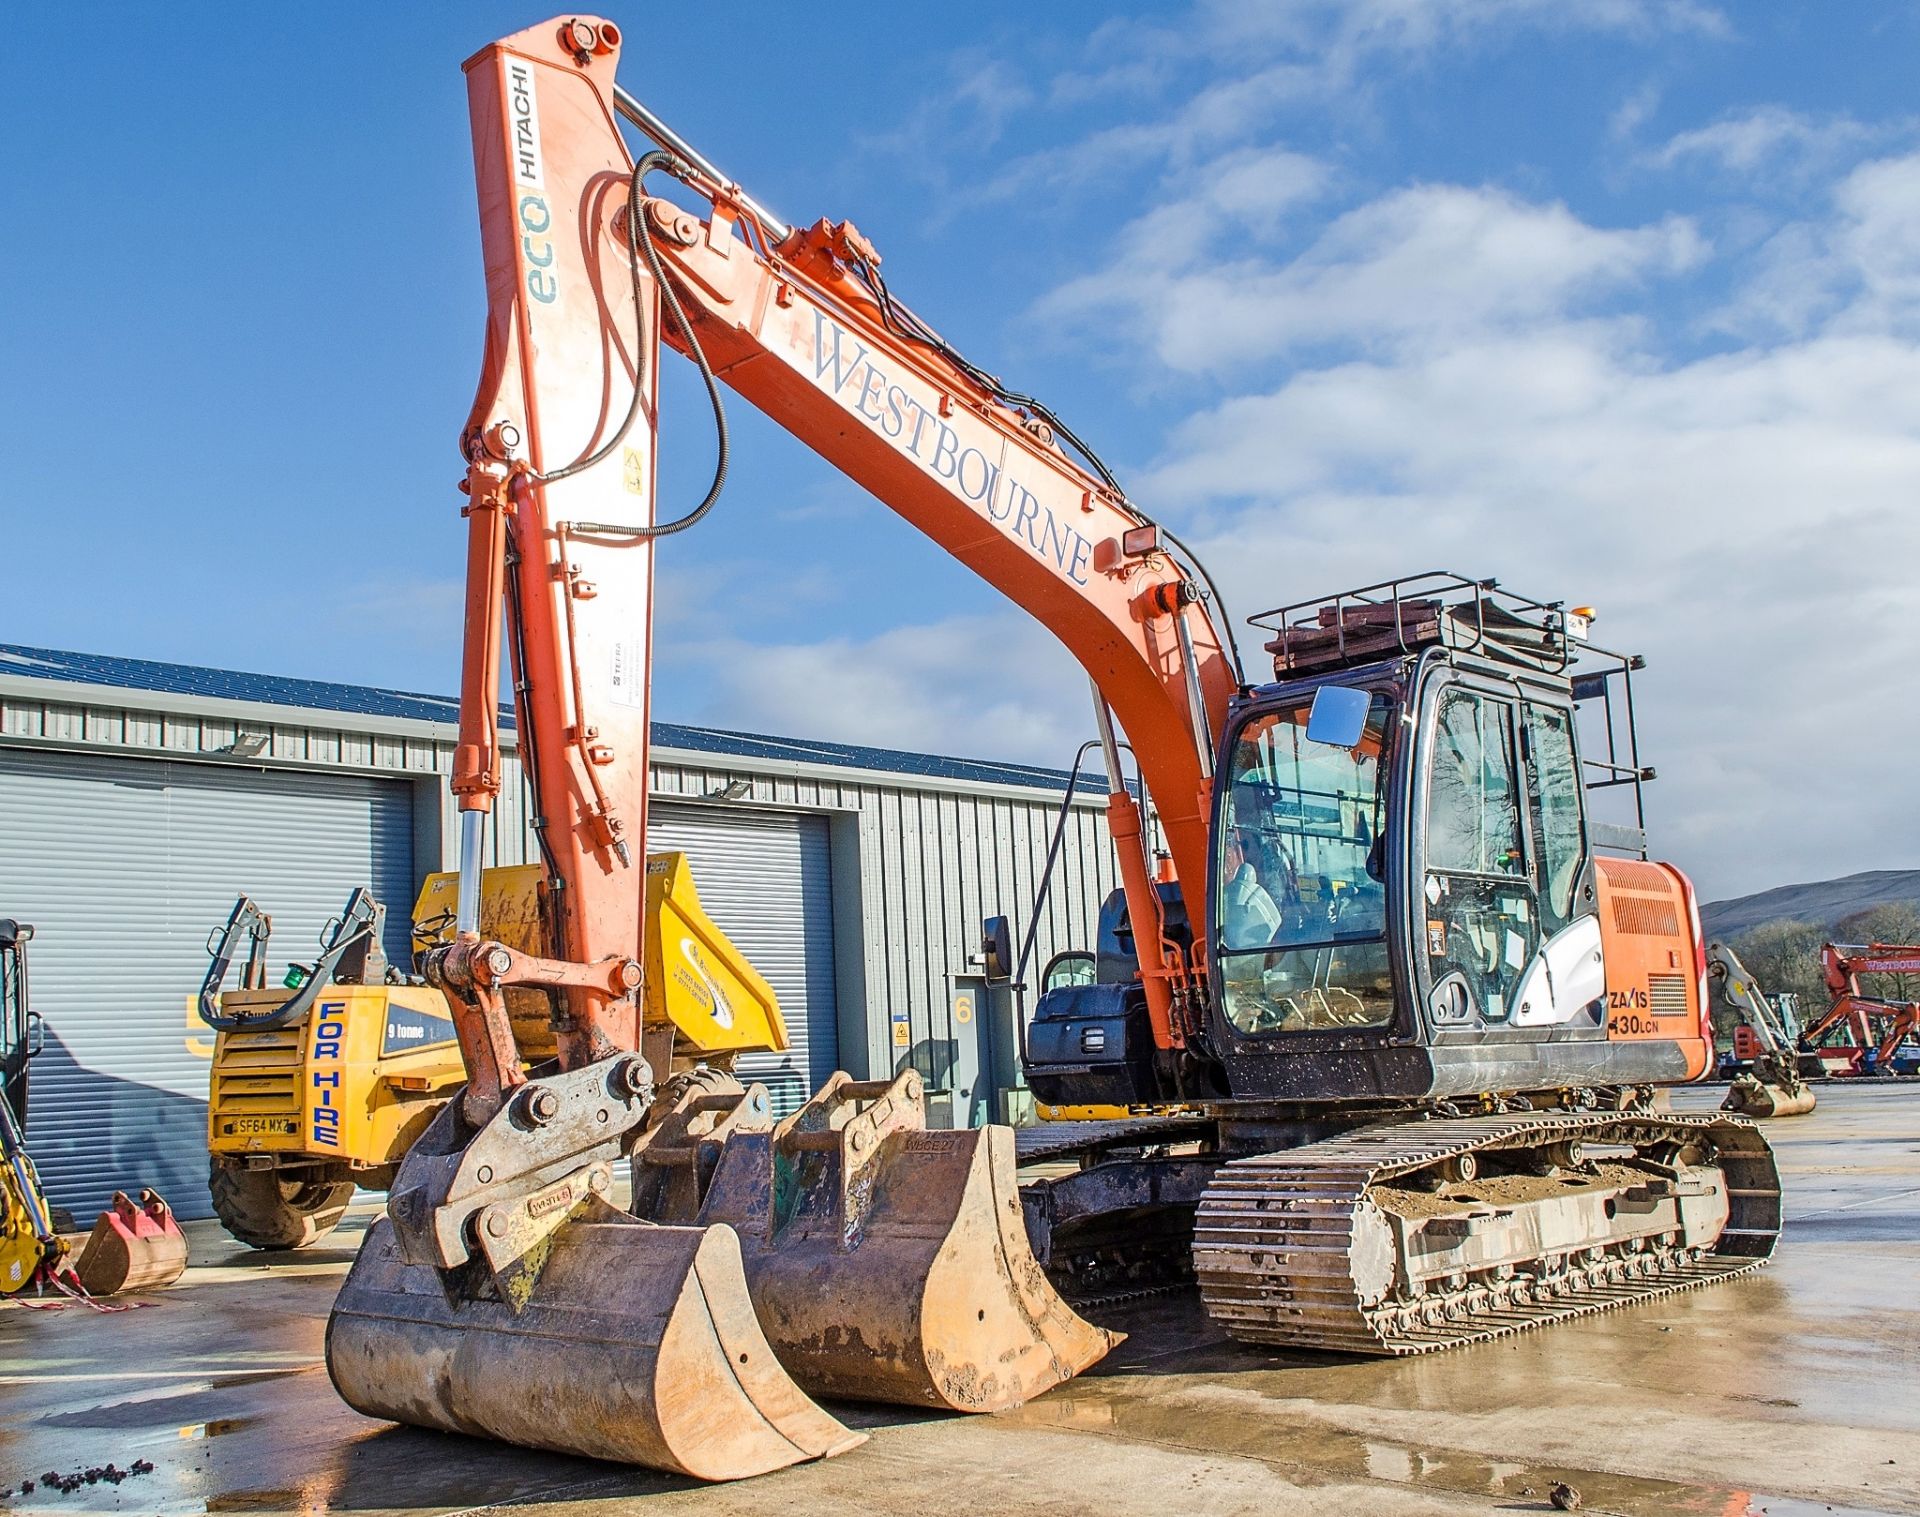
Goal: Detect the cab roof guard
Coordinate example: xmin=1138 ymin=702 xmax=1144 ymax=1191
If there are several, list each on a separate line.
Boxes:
xmin=1250 ymin=570 xmax=1653 ymax=855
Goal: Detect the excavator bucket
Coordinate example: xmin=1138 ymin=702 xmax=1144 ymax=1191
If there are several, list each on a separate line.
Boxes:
xmin=1722 ymin=1071 xmax=1817 ymax=1119
xmin=657 ymin=1070 xmax=1120 ymax=1412
xmin=328 ymin=1184 xmax=862 ymax=1479
xmin=71 ymin=1189 xmax=188 ymax=1295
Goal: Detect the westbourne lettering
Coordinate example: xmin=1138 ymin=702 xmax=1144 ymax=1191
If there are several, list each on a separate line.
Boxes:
xmin=810 ymin=310 xmax=1093 ymax=586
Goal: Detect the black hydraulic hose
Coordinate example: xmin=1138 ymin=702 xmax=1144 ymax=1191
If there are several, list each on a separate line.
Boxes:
xmin=534 ymin=156 xmax=652 ymax=488
xmin=500 ymin=519 xmax=564 ymax=890
xmin=1013 ymin=742 xmax=1103 ymax=994
xmin=1161 ymin=525 xmax=1246 ymax=686
xmin=539 ymin=152 xmax=729 ymax=540
xmin=1008 ymin=737 xmax=1144 ymax=1071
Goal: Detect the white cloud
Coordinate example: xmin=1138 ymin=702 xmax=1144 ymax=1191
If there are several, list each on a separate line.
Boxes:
xmin=1649 ymin=106 xmax=1878 ymax=176
xmin=1080 ymin=151 xmax=1920 ymax=896
xmin=1609 ymin=82 xmax=1663 ymax=143
xmin=959 ymin=0 xmax=1730 ymax=205
xmin=675 ymin=614 xmax=1091 ymax=767
xmin=1043 ymin=169 xmax=1704 ymax=373
xmin=1710 ymin=150 xmax=1920 ymax=340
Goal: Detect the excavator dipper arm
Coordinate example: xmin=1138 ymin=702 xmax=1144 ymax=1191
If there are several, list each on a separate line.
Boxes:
xmin=327 ymin=21 xmax=870 ymax=1479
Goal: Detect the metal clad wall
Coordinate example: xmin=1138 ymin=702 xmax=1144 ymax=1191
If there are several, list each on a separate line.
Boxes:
xmin=648 ymin=802 xmax=835 ymax=1116
xmin=2 ymin=679 xmax=1121 ymax=1126
xmin=0 ymin=748 xmax=414 ymax=1218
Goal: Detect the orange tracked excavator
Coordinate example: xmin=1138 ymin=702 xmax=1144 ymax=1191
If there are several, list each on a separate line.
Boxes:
xmin=328 ymin=16 xmax=1780 ymax=1480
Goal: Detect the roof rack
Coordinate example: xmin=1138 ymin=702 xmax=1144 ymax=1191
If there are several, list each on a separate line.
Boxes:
xmin=1247 ymin=571 xmax=1655 ymax=854
xmin=1250 ymin=570 xmax=1614 ymax=676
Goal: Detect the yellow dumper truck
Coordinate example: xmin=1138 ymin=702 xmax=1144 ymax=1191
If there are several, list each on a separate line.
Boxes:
xmin=198 ymin=856 xmax=785 ymax=1248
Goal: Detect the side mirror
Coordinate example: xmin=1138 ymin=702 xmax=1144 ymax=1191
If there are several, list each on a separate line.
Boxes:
xmin=1306 ymin=685 xmax=1370 ymax=748
xmin=981 ymin=916 xmax=1014 ymax=984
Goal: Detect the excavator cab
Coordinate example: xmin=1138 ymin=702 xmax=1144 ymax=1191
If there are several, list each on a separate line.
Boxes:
xmin=1028 ymin=573 xmax=1712 ymax=1110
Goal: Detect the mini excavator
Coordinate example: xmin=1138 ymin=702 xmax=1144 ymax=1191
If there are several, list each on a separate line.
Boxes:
xmin=1705 ymin=940 xmax=1814 ymax=1117
xmin=326 ymin=16 xmax=1781 ymax=1480
xmin=1799 ymin=942 xmax=1920 ymax=1076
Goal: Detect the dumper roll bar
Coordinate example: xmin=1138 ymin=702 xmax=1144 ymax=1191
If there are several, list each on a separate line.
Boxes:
xmin=197 ymin=889 xmax=390 ymax=1032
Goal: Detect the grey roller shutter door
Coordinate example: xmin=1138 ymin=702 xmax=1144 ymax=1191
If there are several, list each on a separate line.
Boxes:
xmin=0 ymin=748 xmax=415 ymax=1219
xmin=648 ymin=803 xmax=835 ymax=1116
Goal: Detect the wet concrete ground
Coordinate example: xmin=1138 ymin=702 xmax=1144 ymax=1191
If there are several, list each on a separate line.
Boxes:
xmin=1 ymin=1082 xmax=1914 ymax=1516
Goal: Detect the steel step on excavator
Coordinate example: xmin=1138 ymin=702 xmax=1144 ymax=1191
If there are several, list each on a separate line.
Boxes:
xmin=325 ymin=16 xmax=1781 ymax=1479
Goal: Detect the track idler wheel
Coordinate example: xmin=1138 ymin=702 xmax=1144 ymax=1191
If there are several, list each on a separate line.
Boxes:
xmin=327 ymin=1211 xmax=863 ymax=1479
xmin=689 ymin=1071 xmax=1120 ymax=1411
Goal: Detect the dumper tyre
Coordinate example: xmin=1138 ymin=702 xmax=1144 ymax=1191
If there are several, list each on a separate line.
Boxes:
xmin=209 ymin=1159 xmax=354 ymax=1249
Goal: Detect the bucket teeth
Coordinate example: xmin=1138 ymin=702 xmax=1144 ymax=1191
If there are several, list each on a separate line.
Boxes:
xmin=326 ymin=1214 xmax=864 ymax=1481
xmin=681 ymin=1071 xmax=1120 ymax=1411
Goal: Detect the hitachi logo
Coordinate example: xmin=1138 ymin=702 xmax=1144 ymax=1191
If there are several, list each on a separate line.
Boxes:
xmin=507 ymin=60 xmax=543 ymax=188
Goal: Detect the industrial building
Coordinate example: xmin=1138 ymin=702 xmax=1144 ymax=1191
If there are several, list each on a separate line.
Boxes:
xmin=0 ymin=644 xmax=1118 ymax=1218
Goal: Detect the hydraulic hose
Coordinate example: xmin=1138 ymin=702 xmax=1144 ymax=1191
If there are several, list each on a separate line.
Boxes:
xmin=539 ymin=152 xmax=729 ymax=541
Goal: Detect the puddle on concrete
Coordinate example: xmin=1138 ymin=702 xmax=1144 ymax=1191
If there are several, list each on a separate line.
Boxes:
xmin=39 ymin=1373 xmax=296 ymax=1430
xmin=1015 ymin=1377 xmax=1903 ymax=1517
xmin=204 ymin=1489 xmax=302 ymax=1512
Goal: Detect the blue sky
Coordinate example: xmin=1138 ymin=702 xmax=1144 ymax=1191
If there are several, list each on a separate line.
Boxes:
xmin=10 ymin=2 xmax=1920 ymax=897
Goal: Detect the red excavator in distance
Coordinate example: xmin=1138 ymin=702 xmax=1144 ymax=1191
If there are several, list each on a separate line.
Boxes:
xmin=1798 ymin=942 xmax=1920 ymax=1075
xmin=325 ymin=16 xmax=1783 ymax=1482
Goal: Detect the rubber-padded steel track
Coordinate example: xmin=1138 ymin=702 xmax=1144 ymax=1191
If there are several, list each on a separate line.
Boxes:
xmin=1193 ymin=1110 xmax=1779 ymax=1355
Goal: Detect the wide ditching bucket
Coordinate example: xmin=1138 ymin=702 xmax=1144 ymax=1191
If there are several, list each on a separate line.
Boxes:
xmin=327 ymin=1207 xmax=864 ymax=1480
xmin=643 ymin=1070 xmax=1119 ymax=1412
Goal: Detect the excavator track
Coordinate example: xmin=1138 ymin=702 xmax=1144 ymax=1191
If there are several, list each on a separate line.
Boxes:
xmin=1193 ymin=1109 xmax=1779 ymax=1355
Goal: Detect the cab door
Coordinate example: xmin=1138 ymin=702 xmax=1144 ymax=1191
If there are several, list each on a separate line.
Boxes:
xmin=1417 ymin=679 xmax=1604 ymax=1035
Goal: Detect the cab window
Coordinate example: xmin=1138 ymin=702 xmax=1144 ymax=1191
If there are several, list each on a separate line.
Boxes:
xmin=1427 ymin=690 xmax=1523 ymax=876
xmin=1215 ymin=689 xmax=1395 ymax=1035
xmin=1422 ymin=689 xmax=1538 ymax=1024
xmin=1524 ymin=704 xmax=1586 ymax=933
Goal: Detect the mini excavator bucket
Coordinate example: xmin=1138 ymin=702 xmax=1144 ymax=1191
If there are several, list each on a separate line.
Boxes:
xmin=326 ymin=1065 xmax=863 ymax=1481
xmin=71 ymin=1189 xmax=189 ymax=1295
xmin=1722 ymin=1068 xmax=1817 ymax=1119
xmin=637 ymin=1069 xmax=1120 ymax=1412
